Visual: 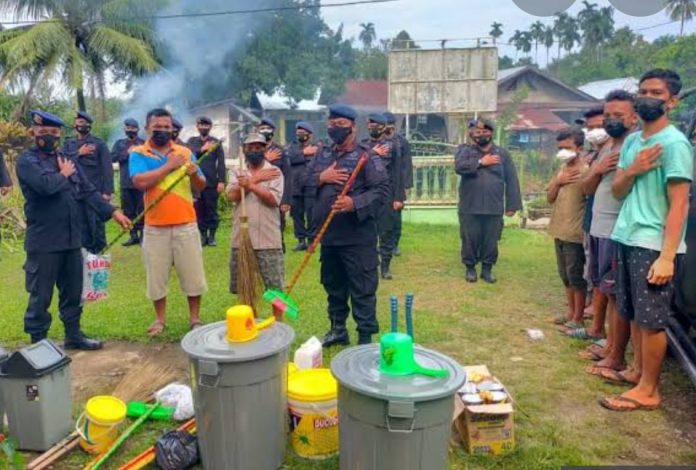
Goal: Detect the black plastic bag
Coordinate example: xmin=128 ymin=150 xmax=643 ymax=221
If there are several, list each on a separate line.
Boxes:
xmin=155 ymin=431 xmax=199 ymax=470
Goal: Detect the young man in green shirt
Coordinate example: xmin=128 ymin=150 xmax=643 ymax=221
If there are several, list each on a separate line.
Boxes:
xmin=601 ymin=69 xmax=693 ymax=412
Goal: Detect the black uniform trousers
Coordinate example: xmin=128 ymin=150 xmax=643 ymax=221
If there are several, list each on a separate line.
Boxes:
xmin=459 ymin=213 xmax=503 ymax=268
xmin=320 ymin=244 xmax=379 ymax=336
xmin=394 ymin=210 xmax=403 ymax=248
xmin=292 ymin=191 xmax=315 ymax=242
xmin=24 ymin=249 xmax=83 ymax=337
xmin=378 ymin=202 xmax=399 ymax=264
xmin=121 ymin=188 xmax=144 ymax=230
xmin=194 ymin=187 xmax=220 ymax=231
xmin=81 ymin=207 xmax=106 ymax=254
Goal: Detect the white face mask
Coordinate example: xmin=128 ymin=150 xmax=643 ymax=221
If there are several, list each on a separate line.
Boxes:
xmin=556 ymin=149 xmax=578 ymax=163
xmin=585 ymin=128 xmax=609 ymax=146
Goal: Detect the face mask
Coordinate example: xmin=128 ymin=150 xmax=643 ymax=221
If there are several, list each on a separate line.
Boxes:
xmin=297 ymin=134 xmax=310 ymax=143
xmin=586 ymin=128 xmax=609 ymax=146
xmin=475 ymin=136 xmax=492 ymax=147
xmin=199 ymin=129 xmax=210 ymax=138
xmin=151 ymin=130 xmax=172 ymax=147
xmin=369 ymin=128 xmax=384 ymax=139
xmin=76 ymin=125 xmax=91 ymax=135
xmin=635 ymin=97 xmax=666 ymax=123
xmin=604 ymin=118 xmax=629 ymax=138
xmin=36 ymin=135 xmax=60 ymax=153
xmin=246 ymin=151 xmax=266 ymax=166
xmin=260 ymin=130 xmax=274 ymax=142
xmin=328 ymin=126 xmax=352 ymax=145
xmin=125 ymin=130 xmax=138 ymax=139
xmin=556 ymin=149 xmax=578 ymax=163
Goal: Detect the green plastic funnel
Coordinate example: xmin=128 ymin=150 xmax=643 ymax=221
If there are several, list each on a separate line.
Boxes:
xmin=379 ymin=333 xmax=449 ymax=378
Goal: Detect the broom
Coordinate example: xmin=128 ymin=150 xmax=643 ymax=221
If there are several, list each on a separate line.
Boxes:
xmin=112 ymin=360 xmax=180 ymax=403
xmin=235 ymin=149 xmax=263 ymax=316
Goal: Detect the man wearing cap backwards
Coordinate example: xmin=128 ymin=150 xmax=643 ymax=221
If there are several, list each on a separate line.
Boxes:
xmin=188 ymin=116 xmax=227 ymax=247
xmin=257 ymin=117 xmax=292 ymax=250
xmin=285 ymin=121 xmax=320 ymax=251
xmin=16 ymin=110 xmax=131 ymax=349
xmin=62 ymin=111 xmax=113 ymax=254
xmin=455 ymin=118 xmax=522 ymax=284
xmin=384 ymin=111 xmax=413 ymax=257
xmin=361 ymin=113 xmax=405 ymax=280
xmin=307 ymin=104 xmax=389 ymax=347
xmin=111 ymin=118 xmax=145 ymax=246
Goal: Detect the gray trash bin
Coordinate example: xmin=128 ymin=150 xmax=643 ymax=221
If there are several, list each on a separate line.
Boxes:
xmin=0 ymin=347 xmax=8 ymax=431
xmin=0 ymin=340 xmax=72 ymax=451
xmin=331 ymin=344 xmax=465 ymax=470
xmin=181 ymin=320 xmax=295 ymax=470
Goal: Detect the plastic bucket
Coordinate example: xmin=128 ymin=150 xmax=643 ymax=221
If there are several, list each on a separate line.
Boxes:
xmin=76 ymin=396 xmax=126 ymax=454
xmin=288 ymin=368 xmax=339 ymax=459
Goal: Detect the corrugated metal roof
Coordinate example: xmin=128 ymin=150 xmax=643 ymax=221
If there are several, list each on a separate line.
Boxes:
xmin=578 ymin=77 xmax=638 ymax=100
xmin=497 ymin=66 xmax=527 ymax=81
xmin=508 ymin=107 xmax=568 ymax=132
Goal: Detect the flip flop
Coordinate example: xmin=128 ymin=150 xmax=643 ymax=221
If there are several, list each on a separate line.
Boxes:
xmin=190 ymin=320 xmax=204 ymax=331
xmin=592 ymin=338 xmax=608 ymax=348
xmin=600 ymin=368 xmax=639 ymax=386
xmin=578 ymin=350 xmax=602 ymax=361
xmin=585 ymin=364 xmax=621 ymax=377
xmin=564 ymin=327 xmax=605 ymax=341
xmin=551 ymin=315 xmax=569 ymax=325
xmin=147 ymin=320 xmax=166 ymax=337
xmin=598 ymin=395 xmax=660 ymax=412
xmin=557 ymin=322 xmax=584 ymax=333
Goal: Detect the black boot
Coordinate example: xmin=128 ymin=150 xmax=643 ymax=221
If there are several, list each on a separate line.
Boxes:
xmin=200 ymin=229 xmax=208 ymax=247
xmin=381 ymin=259 xmax=393 ymax=280
xmin=122 ymin=230 xmax=139 ymax=247
xmin=358 ymin=334 xmax=373 ymax=345
xmin=30 ymin=333 xmax=47 ymax=344
xmin=64 ymin=330 xmax=103 ymax=351
xmin=322 ymin=328 xmax=350 ymax=347
xmin=293 ymin=239 xmax=308 ymax=252
xmin=207 ymin=228 xmax=217 ymax=247
xmin=465 ymin=265 xmax=478 ymax=283
xmin=481 ymin=264 xmax=497 ymax=284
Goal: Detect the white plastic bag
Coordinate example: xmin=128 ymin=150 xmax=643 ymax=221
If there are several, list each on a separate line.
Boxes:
xmin=155 ymin=383 xmax=194 ymax=421
xmin=81 ymin=249 xmax=111 ymax=302
xmin=294 ymin=336 xmax=323 ymax=369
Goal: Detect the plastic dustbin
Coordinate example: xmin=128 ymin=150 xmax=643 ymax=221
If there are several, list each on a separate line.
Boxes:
xmin=0 ymin=347 xmax=8 ymax=431
xmin=0 ymin=340 xmax=72 ymax=451
xmin=181 ymin=320 xmax=294 ymax=470
xmin=331 ymin=344 xmax=466 ymax=470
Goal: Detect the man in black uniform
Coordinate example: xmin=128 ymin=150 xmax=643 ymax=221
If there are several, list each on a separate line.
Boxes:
xmin=111 ymin=118 xmax=144 ymax=246
xmin=455 ymin=118 xmax=522 ymax=283
xmin=258 ymin=117 xmax=292 ymax=249
xmin=384 ymin=111 xmax=413 ymax=257
xmin=307 ymin=104 xmax=389 ymax=346
xmin=62 ymin=111 xmax=113 ymax=254
xmin=0 ymin=150 xmax=11 ymax=195
xmin=361 ymin=113 xmax=405 ymax=280
xmin=16 ymin=110 xmax=130 ymax=349
xmin=172 ymin=119 xmax=185 ymax=145
xmin=188 ymin=116 xmax=226 ymax=247
xmin=286 ymin=121 xmax=320 ymax=251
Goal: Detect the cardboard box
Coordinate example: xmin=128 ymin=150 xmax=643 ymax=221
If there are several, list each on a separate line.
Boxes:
xmin=451 ymin=365 xmax=515 ymax=456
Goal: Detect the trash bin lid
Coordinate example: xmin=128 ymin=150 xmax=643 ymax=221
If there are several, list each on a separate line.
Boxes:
xmin=0 ymin=340 xmax=71 ymax=378
xmin=0 ymin=347 xmax=8 ymax=363
xmin=181 ymin=320 xmax=294 ymax=363
xmin=331 ymin=344 xmax=466 ymax=402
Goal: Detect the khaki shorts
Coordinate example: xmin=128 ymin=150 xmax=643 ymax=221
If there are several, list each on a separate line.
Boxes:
xmin=142 ymin=223 xmax=208 ymax=300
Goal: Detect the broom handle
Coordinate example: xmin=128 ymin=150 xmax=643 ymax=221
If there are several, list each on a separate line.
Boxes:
xmin=286 ymin=155 xmax=368 ymax=295
xmin=100 ymin=141 xmax=222 ymax=255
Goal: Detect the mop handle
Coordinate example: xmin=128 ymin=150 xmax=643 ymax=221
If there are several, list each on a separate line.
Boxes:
xmin=100 ymin=141 xmax=222 ymax=255
xmin=286 ymin=154 xmax=368 ymax=295
xmin=390 ymin=295 xmax=399 ymax=333
xmin=405 ymin=293 xmax=414 ymax=340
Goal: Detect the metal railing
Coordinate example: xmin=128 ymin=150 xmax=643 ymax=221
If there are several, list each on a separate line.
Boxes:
xmin=410 ymin=155 xmax=458 ymax=205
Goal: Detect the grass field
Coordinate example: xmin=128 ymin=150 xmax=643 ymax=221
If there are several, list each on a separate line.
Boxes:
xmin=1 ymin=222 xmax=695 ymax=469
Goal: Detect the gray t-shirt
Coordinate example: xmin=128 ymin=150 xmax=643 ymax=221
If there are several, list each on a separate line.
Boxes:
xmin=590 ymin=143 xmax=623 ymax=239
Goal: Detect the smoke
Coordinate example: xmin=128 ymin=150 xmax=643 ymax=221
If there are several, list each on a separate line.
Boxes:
xmin=120 ymin=0 xmax=282 ymax=133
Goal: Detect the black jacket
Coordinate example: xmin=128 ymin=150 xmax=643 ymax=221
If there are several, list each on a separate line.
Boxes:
xmin=0 ymin=151 xmax=11 ymax=188
xmin=16 ymin=148 xmax=115 ymax=253
xmin=268 ymin=142 xmax=292 ymax=205
xmin=111 ymin=137 xmax=144 ymax=189
xmin=285 ymin=141 xmax=321 ymax=197
xmin=62 ymin=134 xmax=114 ymax=195
xmin=396 ymin=133 xmax=413 ymax=189
xmin=361 ymin=137 xmax=406 ymax=202
xmin=186 ymin=136 xmax=227 ymax=187
xmin=307 ymin=142 xmax=389 ymax=246
xmin=454 ymin=144 xmax=522 ymax=215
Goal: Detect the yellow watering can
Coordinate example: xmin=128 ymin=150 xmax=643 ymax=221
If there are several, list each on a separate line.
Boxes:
xmin=226 ymin=305 xmax=276 ymax=343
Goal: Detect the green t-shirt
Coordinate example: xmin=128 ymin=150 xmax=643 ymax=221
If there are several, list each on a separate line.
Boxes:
xmin=611 ymin=125 xmax=693 ymax=253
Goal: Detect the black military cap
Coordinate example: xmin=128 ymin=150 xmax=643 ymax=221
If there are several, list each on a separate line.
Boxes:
xmin=197 ymin=116 xmax=213 ymax=125
xmin=124 ymin=118 xmax=139 ymax=128
xmin=469 ymin=118 xmax=495 ymax=131
xmin=30 ymin=110 xmax=65 ymax=128
xmin=259 ymin=117 xmax=276 ymax=129
xmin=296 ymin=121 xmax=314 ymax=134
xmin=328 ymin=104 xmax=358 ymax=122
xmin=76 ymin=111 xmax=93 ymax=123
xmin=172 ymin=118 xmax=183 ymax=130
xmin=368 ymin=113 xmax=387 ymax=125
xmin=383 ymin=111 xmax=396 ymax=124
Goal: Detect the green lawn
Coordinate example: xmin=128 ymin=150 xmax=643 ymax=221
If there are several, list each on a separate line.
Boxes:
xmin=1 ymin=222 xmax=695 ymax=469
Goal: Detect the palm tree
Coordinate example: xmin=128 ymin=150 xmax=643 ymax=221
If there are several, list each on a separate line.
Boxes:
xmin=561 ymin=17 xmax=581 ymax=55
xmin=529 ymin=21 xmax=545 ymax=64
xmin=519 ymin=31 xmax=533 ymax=59
xmin=553 ymin=12 xmax=571 ymax=60
xmin=509 ymin=30 xmax=523 ymax=59
xmin=359 ymin=22 xmax=376 ymax=49
xmin=543 ymin=26 xmax=554 ymax=66
xmin=666 ymin=0 xmax=696 ymax=36
xmin=490 ymin=22 xmax=503 ymax=45
xmin=0 ymin=0 xmax=161 ymax=112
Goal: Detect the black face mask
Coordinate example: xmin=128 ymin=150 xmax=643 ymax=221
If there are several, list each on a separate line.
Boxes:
xmin=36 ymin=135 xmax=60 ymax=153
xmin=328 ymin=126 xmax=352 ymax=145
xmin=297 ymin=134 xmax=310 ymax=143
xmin=199 ymin=129 xmax=210 ymax=138
xmin=151 ymin=130 xmax=172 ymax=147
xmin=369 ymin=128 xmax=384 ymax=139
xmin=635 ymin=97 xmax=667 ymax=123
xmin=604 ymin=118 xmax=629 ymax=138
xmin=125 ymin=130 xmax=138 ymax=140
xmin=475 ymin=136 xmax=492 ymax=147
xmin=246 ymin=151 xmax=266 ymax=166
xmin=260 ymin=130 xmax=274 ymax=142
xmin=76 ymin=125 xmax=91 ymax=135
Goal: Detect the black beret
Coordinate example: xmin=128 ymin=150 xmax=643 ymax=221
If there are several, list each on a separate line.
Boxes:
xmin=30 ymin=110 xmax=64 ymax=128
xmin=328 ymin=104 xmax=358 ymax=121
xmin=76 ymin=111 xmax=93 ymax=123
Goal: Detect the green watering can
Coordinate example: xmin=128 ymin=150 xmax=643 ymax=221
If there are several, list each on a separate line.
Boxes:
xmin=379 ymin=332 xmax=449 ymax=378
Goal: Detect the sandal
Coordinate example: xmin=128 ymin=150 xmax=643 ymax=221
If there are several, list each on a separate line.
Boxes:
xmin=147 ymin=320 xmax=166 ymax=337
xmin=585 ymin=364 xmax=621 ymax=377
xmin=598 ymin=395 xmax=660 ymax=412
xmin=564 ymin=328 xmax=605 ymax=341
xmin=551 ymin=314 xmax=569 ymax=325
xmin=190 ymin=320 xmax=204 ymax=331
xmin=600 ymin=368 xmax=639 ymax=386
xmin=578 ymin=350 xmax=603 ymax=361
xmin=557 ymin=321 xmax=583 ymax=333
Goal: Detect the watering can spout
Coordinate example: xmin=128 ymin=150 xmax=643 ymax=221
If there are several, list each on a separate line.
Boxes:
xmin=379 ymin=333 xmax=449 ymax=378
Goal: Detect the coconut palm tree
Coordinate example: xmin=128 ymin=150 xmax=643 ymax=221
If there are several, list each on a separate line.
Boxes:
xmin=509 ymin=30 xmax=523 ymax=60
xmin=490 ymin=22 xmax=503 ymax=45
xmin=543 ymin=26 xmax=554 ymax=66
xmin=529 ymin=21 xmax=545 ymax=65
xmin=0 ymin=0 xmax=162 ymax=112
xmin=560 ymin=17 xmax=581 ymax=55
xmin=519 ymin=31 xmax=533 ymax=59
xmin=359 ymin=22 xmax=377 ymax=49
xmin=553 ymin=12 xmax=571 ymax=60
xmin=666 ymin=0 xmax=696 ymax=36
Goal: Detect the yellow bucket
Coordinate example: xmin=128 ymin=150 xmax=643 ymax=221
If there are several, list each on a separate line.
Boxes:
xmin=76 ymin=396 xmax=127 ymax=454
xmin=287 ymin=362 xmax=298 ymax=376
xmin=288 ymin=368 xmax=339 ymax=459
